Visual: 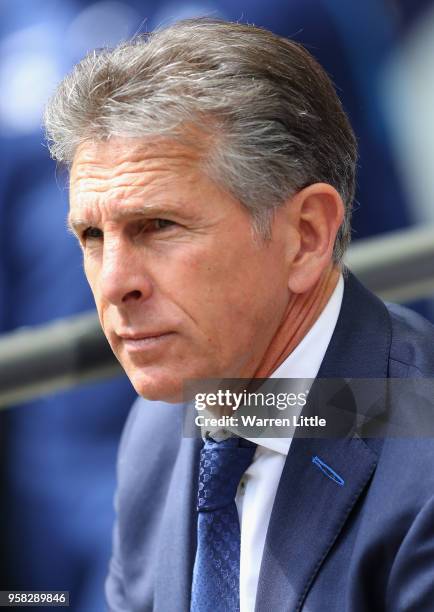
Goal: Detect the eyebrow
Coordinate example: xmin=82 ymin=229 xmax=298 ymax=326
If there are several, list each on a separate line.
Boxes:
xmin=67 ymin=203 xmax=186 ymax=235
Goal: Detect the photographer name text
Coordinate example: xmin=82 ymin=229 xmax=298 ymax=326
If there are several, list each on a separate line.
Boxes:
xmin=195 ymin=415 xmax=326 ymax=428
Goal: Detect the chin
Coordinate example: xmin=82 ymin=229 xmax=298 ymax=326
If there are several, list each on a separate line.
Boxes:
xmin=130 ymin=370 xmax=184 ymax=404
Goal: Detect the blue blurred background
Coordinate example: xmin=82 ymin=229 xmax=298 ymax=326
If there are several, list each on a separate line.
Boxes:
xmin=1 ymin=1 xmax=434 ymax=610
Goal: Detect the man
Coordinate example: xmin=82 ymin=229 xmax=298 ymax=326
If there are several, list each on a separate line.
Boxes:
xmin=44 ymin=19 xmax=434 ymax=612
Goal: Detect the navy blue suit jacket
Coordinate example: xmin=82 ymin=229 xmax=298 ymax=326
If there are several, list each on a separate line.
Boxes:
xmin=106 ymin=273 xmax=434 ymax=611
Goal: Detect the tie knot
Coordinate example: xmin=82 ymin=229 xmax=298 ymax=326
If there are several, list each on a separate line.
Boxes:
xmin=197 ymin=436 xmax=256 ymax=512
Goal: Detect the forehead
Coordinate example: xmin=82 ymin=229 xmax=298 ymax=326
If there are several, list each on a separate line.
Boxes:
xmin=69 ymin=136 xmax=207 ymax=217
xmin=70 ymin=136 xmax=201 ymax=187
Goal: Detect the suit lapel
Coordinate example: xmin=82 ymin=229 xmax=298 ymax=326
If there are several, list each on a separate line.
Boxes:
xmin=255 ymin=436 xmax=377 ymax=612
xmin=255 ymin=272 xmax=392 ymax=612
xmin=154 ymin=433 xmax=203 ymax=612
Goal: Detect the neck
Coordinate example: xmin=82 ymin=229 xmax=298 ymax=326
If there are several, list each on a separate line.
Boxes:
xmin=253 ymin=265 xmax=341 ymax=378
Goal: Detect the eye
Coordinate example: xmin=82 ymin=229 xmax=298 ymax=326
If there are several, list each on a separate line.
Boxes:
xmin=152 ymin=218 xmax=176 ymax=230
xmin=82 ymin=227 xmax=103 ymax=240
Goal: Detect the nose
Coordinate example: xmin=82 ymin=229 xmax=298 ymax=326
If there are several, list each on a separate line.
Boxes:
xmin=99 ymin=238 xmax=153 ymax=306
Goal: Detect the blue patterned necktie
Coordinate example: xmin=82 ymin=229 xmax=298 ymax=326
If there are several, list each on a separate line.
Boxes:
xmin=190 ymin=435 xmax=257 ymax=612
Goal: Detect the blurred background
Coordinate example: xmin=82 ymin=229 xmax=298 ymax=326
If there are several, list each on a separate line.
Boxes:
xmin=1 ymin=1 xmax=434 ymax=610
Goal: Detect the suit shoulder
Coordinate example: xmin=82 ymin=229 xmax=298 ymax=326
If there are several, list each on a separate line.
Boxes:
xmin=117 ymin=398 xmax=185 ymax=491
xmin=120 ymin=397 xmax=184 ymax=449
xmin=386 ymin=302 xmax=434 ymax=376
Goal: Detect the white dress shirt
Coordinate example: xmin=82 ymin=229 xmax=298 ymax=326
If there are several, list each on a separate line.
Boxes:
xmin=236 ymin=275 xmax=344 ymax=612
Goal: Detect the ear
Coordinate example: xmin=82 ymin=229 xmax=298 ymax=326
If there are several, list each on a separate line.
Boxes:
xmin=285 ymin=183 xmax=345 ymax=293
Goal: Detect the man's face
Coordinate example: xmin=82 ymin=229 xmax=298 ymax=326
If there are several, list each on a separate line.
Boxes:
xmin=69 ymin=137 xmax=292 ymax=402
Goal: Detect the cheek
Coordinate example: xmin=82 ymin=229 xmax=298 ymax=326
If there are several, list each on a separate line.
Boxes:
xmin=82 ymin=258 xmax=107 ymax=318
xmin=163 ymin=243 xmax=276 ymax=335
xmin=83 ymin=265 xmax=99 ymax=302
xmin=83 ymin=253 xmax=97 ymax=285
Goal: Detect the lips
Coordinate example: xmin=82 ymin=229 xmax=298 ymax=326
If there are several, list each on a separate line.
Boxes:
xmin=118 ymin=332 xmax=168 ymax=341
xmin=117 ymin=331 xmax=175 ymax=352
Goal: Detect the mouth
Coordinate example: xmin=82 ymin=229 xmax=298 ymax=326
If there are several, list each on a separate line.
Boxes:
xmin=117 ymin=331 xmax=175 ymax=352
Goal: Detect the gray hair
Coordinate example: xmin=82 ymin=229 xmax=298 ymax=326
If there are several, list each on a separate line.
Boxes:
xmin=44 ymin=18 xmax=357 ymax=260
